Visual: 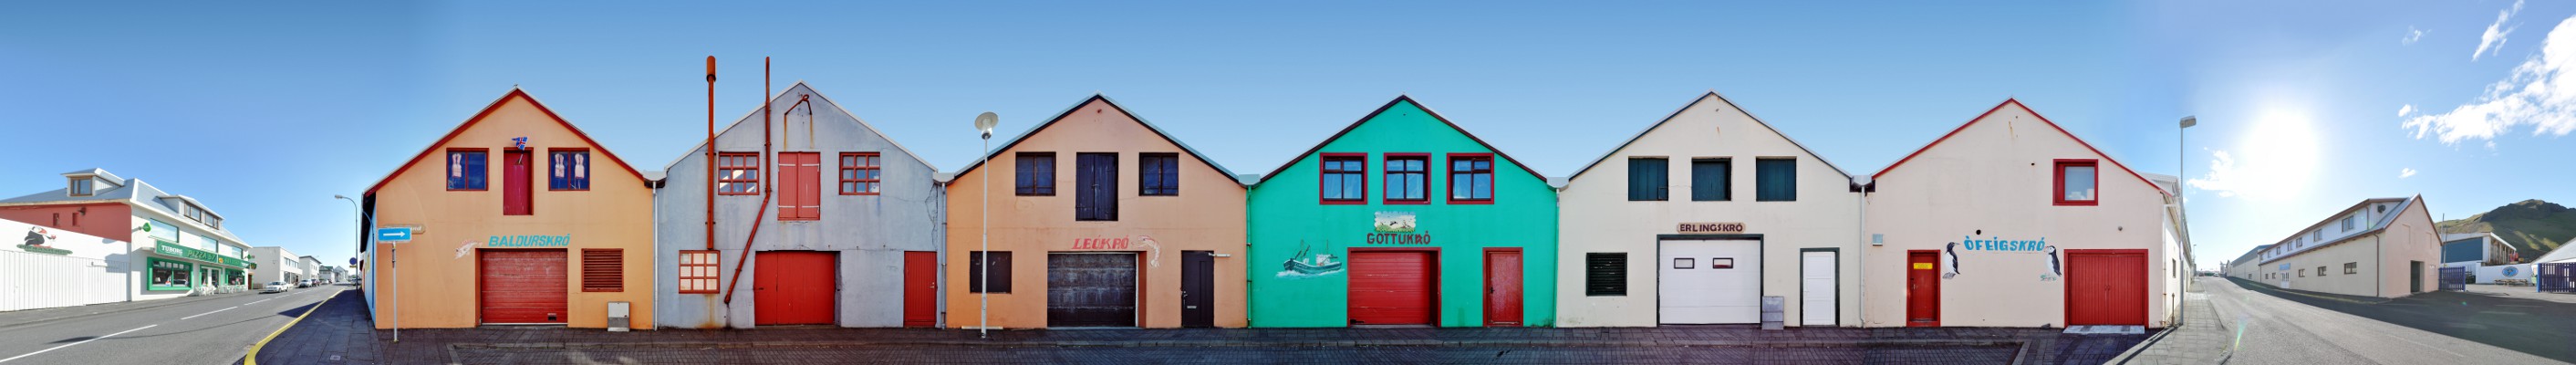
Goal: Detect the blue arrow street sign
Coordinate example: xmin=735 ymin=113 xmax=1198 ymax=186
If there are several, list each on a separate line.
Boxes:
xmin=377 ymin=227 xmax=411 ymax=243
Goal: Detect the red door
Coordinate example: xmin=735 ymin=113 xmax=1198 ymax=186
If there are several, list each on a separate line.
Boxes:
xmin=754 ymin=251 xmax=836 ymax=326
xmin=2066 ymin=250 xmax=2147 ymax=326
xmin=902 ymin=251 xmax=938 ymax=328
xmin=1906 ymin=251 xmax=1939 ymax=327
xmin=503 ymin=150 xmax=532 ymax=215
xmin=1348 ymin=251 xmax=1435 ymax=326
xmin=479 ymin=249 xmax=566 ymax=324
xmin=1483 ymin=249 xmax=1523 ymax=327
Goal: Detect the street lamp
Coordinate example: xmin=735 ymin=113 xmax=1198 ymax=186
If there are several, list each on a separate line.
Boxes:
xmin=335 ymin=193 xmax=389 ymax=341
xmin=2178 ymin=116 xmax=2196 ymax=292
xmin=974 ymin=111 xmax=997 ymax=339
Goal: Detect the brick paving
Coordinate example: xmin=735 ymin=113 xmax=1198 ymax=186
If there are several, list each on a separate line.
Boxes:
xmin=2113 ymin=277 xmax=2229 ymax=364
xmin=251 ymin=289 xmax=2149 ymax=364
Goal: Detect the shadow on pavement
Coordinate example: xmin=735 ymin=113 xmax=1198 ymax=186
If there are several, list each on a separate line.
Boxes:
xmin=2223 ymin=276 xmax=2576 ymax=362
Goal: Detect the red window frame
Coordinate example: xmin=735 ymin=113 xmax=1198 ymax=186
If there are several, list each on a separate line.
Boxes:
xmin=677 ymin=250 xmax=720 ymax=294
xmin=717 ymin=151 xmax=761 ymax=195
xmin=446 ymin=148 xmax=490 ymax=192
xmin=1320 ymin=153 xmax=1367 ymax=204
xmin=839 ymin=152 xmax=882 ymax=195
xmin=546 ymin=148 xmax=591 ymax=192
xmin=2052 ymin=159 xmax=2099 ymax=206
xmin=1447 ymin=153 xmax=1496 ymax=204
xmin=1382 ymin=153 xmax=1430 ymax=204
xmin=778 ymin=152 xmax=821 ymax=221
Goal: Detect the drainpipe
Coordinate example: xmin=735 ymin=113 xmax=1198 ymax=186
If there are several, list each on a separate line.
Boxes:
xmin=1854 ymin=181 xmax=1867 ymax=327
xmin=721 ymin=57 xmax=774 ymax=305
xmin=705 ymin=57 xmax=716 ymax=252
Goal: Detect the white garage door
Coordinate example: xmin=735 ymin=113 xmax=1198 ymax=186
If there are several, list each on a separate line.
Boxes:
xmin=1801 ymin=251 xmax=1837 ymax=326
xmin=1660 ymin=239 xmax=1761 ymax=324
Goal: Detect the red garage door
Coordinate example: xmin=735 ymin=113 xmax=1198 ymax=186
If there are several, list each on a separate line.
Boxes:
xmin=2066 ymin=250 xmax=2147 ymax=326
xmin=480 ymin=249 xmax=567 ymax=324
xmin=1348 ymin=250 xmax=1436 ymax=326
xmin=756 ymin=251 xmax=837 ymax=326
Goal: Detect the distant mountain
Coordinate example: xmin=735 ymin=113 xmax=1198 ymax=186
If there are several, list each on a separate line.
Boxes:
xmin=2436 ymin=199 xmax=2576 ymax=263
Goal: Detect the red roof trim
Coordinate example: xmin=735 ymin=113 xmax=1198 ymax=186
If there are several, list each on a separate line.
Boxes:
xmin=1871 ymin=99 xmax=2169 ymax=196
xmin=363 ymin=89 xmax=648 ymax=195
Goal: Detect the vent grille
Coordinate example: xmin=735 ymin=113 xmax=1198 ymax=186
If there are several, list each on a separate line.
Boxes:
xmin=583 ymin=248 xmax=623 ymax=292
xmin=1586 ymin=253 xmax=1627 ymax=297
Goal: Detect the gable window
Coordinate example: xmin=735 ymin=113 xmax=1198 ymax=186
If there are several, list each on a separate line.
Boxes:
xmin=447 ymin=149 xmax=488 ymax=191
xmin=1585 ymin=253 xmax=1627 ymax=297
xmin=1448 ymin=154 xmax=1495 ymax=203
xmin=2052 ymin=159 xmax=2097 ymax=205
xmin=1075 ymin=152 xmax=1118 ymax=221
xmin=2311 ymin=230 xmax=2322 ymax=242
xmin=68 ymin=179 xmax=92 ymax=197
xmin=677 ymin=250 xmax=719 ymax=294
xmin=2340 ymin=215 xmax=2358 ymax=231
xmin=1385 ymin=154 xmax=1429 ymax=203
xmin=1626 ymin=158 xmax=1667 ymax=201
xmin=1014 ymin=152 xmax=1055 ymax=196
xmin=1139 ymin=152 xmax=1179 ymax=196
xmin=777 ymin=152 xmax=820 ymax=221
xmin=839 ymin=152 xmax=882 ymax=195
xmin=1755 ymin=158 xmax=1797 ymax=202
xmin=1320 ymin=154 xmax=1366 ymax=203
xmin=716 ymin=152 xmax=761 ymax=195
xmin=1691 ymin=158 xmax=1730 ymax=202
xmin=548 ymin=150 xmax=591 ymax=191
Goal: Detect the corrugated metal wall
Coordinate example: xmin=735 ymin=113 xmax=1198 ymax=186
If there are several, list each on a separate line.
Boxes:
xmin=1 ymin=249 xmax=124 ymax=312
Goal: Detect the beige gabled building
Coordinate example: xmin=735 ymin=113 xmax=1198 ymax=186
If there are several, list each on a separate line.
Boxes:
xmin=2248 ymin=196 xmax=2442 ymax=298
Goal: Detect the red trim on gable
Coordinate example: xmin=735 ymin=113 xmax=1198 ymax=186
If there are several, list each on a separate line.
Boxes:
xmin=1871 ymin=99 xmax=2170 ymax=197
xmin=364 ymin=89 xmax=649 ymax=196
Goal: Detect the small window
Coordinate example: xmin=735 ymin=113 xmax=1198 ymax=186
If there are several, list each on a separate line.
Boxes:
xmin=1585 ymin=253 xmax=1627 ymax=297
xmin=2344 ymin=262 xmax=2358 ymax=275
xmin=1449 ymin=154 xmax=1495 ymax=203
xmin=1756 ymin=158 xmax=1797 ymax=202
xmin=2339 ymin=215 xmax=2357 ymax=231
xmin=447 ymin=150 xmax=489 ymax=191
xmin=2311 ymin=230 xmax=2322 ymax=242
xmin=68 ymin=179 xmax=93 ymax=197
xmin=1691 ymin=158 xmax=1729 ymax=202
xmin=1710 ymin=258 xmax=1734 ymax=269
xmin=1673 ymin=257 xmax=1695 ymax=269
xmin=1074 ymin=152 xmax=1118 ymax=222
xmin=1626 ymin=158 xmax=1667 ymax=201
xmin=677 ymin=250 xmax=720 ymax=294
xmin=581 ymin=248 xmax=623 ymax=292
xmin=1014 ymin=152 xmax=1056 ymax=196
xmin=1320 ymin=154 xmax=1366 ymax=203
xmin=2299 ymin=268 xmax=2306 ymax=277
xmin=969 ymin=251 xmax=1012 ymax=293
xmin=839 ymin=152 xmax=882 ymax=195
xmin=548 ymin=150 xmax=591 ymax=191
xmin=1139 ymin=152 xmax=1179 ymax=196
xmin=2053 ymin=160 xmax=2096 ymax=205
xmin=717 ymin=152 xmax=761 ymax=195
xmin=1386 ymin=155 xmax=1428 ymax=203
xmin=2318 ymin=266 xmax=2327 ymax=276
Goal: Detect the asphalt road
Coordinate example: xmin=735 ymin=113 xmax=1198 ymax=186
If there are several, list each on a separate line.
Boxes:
xmin=2202 ymin=277 xmax=2560 ymax=364
xmin=0 ymin=286 xmax=338 ymax=364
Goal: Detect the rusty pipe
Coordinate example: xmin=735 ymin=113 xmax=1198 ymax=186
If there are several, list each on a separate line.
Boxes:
xmin=704 ymin=56 xmax=716 ymax=252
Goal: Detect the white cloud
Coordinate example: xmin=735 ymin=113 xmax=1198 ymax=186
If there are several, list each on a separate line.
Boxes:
xmin=2405 ymin=11 xmax=2576 ymax=145
xmin=2400 ymin=168 xmax=2418 ymax=178
xmin=2397 ymin=104 xmax=2415 ymax=117
xmin=2186 ymin=151 xmax=2244 ymax=198
xmin=2406 ymin=26 xmax=2427 ymax=45
xmin=2476 ymin=0 xmax=2526 ymax=61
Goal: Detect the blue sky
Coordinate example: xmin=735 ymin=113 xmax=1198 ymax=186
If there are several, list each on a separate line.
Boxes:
xmin=22 ymin=1 xmax=2553 ymax=268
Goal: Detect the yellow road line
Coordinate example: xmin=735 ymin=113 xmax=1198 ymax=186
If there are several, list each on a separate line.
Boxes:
xmin=243 ymin=289 xmax=338 ymax=365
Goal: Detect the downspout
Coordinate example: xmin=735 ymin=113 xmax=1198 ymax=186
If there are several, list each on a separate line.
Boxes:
xmin=722 ymin=57 xmax=774 ymax=305
xmin=1854 ymin=180 xmax=1867 ymax=327
xmin=705 ymin=57 xmax=716 ymax=252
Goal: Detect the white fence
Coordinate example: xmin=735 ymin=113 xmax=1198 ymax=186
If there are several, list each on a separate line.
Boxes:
xmin=0 ymin=249 xmax=125 ymax=311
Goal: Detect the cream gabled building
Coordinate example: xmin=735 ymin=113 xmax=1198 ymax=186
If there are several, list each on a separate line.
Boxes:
xmin=2248 ymin=196 xmax=2442 ymax=297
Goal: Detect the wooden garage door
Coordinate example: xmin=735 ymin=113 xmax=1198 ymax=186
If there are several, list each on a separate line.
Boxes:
xmin=1047 ymin=253 xmax=1137 ymax=327
xmin=1348 ymin=251 xmax=1435 ymax=326
xmin=755 ymin=251 xmax=836 ymax=326
xmin=480 ymin=249 xmax=566 ymax=324
xmin=2066 ymin=251 xmax=2147 ymax=326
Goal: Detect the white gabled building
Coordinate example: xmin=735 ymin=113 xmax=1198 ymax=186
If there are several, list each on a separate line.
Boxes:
xmin=2251 ymin=197 xmax=2442 ymax=297
xmin=0 ymin=169 xmax=257 ymax=308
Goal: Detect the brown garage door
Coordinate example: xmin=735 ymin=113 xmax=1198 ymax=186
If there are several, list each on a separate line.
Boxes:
xmin=1348 ymin=250 xmax=1435 ymax=326
xmin=481 ymin=249 xmax=567 ymax=324
xmin=1047 ymin=253 xmax=1137 ymax=328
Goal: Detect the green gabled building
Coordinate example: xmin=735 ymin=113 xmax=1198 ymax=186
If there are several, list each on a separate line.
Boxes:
xmin=1246 ymin=96 xmax=1558 ymax=328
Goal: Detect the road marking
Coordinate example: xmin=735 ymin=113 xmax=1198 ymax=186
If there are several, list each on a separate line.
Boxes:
xmin=182 ymin=307 xmax=240 ymax=319
xmin=0 ymin=325 xmax=157 ymax=363
xmin=243 ymin=289 xmax=337 ymax=365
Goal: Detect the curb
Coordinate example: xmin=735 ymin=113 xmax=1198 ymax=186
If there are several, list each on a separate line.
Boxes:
xmin=243 ymin=288 xmax=340 ymax=365
xmin=446 ymin=338 xmax=2032 ymax=350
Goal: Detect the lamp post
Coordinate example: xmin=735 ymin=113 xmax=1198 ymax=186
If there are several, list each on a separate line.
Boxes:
xmin=974 ymin=111 xmax=997 ymax=339
xmin=2178 ymin=116 xmax=2196 ymax=293
xmin=336 ymin=193 xmax=389 ymax=342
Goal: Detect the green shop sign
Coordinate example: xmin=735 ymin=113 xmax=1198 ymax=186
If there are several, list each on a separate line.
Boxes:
xmin=154 ymin=241 xmax=251 ymax=267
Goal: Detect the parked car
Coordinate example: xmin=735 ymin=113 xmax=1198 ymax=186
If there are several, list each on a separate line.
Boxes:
xmin=262 ymin=281 xmax=291 ymax=293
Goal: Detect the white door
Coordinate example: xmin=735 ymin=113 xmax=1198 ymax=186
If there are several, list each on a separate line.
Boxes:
xmin=1659 ymin=239 xmax=1761 ymax=324
xmin=1801 ymin=251 xmax=1837 ymax=326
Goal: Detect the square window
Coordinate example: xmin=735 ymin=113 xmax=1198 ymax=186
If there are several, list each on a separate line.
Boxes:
xmin=1139 ymin=152 xmax=1180 ymax=196
xmin=2344 ymin=262 xmax=2358 ymax=275
xmin=1015 ymin=152 xmax=1055 ymax=196
xmin=1627 ymin=158 xmax=1667 ymax=201
xmin=1585 ymin=253 xmax=1626 ymax=297
xmin=677 ymin=250 xmax=719 ymax=294
xmin=717 ymin=152 xmax=761 ymax=195
xmin=549 ymin=150 xmax=591 ymax=191
xmin=1448 ymin=154 xmax=1495 ymax=203
xmin=447 ymin=150 xmax=488 ymax=191
xmin=2053 ymin=160 xmax=2098 ymax=205
xmin=1691 ymin=158 xmax=1730 ymax=202
xmin=1320 ymin=154 xmax=1366 ymax=203
xmin=1673 ymin=257 xmax=1695 ymax=269
xmin=969 ymin=251 xmax=1012 ymax=293
xmin=840 ymin=152 xmax=882 ymax=195
xmin=68 ymin=179 xmax=93 ymax=196
xmin=1386 ymin=154 xmax=1428 ymax=203
xmin=1756 ymin=158 xmax=1797 ymax=202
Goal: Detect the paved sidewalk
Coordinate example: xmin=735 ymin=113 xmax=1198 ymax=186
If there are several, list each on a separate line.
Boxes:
xmin=245 ymin=287 xmax=383 ymax=365
xmin=0 ymin=290 xmax=254 ymax=329
xmin=2114 ymin=277 xmax=2230 ymax=364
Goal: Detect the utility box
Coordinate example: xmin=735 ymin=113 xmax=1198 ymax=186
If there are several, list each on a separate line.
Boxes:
xmin=607 ymin=301 xmax=630 ymax=332
xmin=1760 ymin=297 xmax=1784 ymax=330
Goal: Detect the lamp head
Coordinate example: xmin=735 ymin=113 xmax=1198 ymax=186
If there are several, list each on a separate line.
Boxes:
xmin=974 ymin=111 xmax=999 ymax=140
xmin=2179 ymin=116 xmax=2197 ymax=129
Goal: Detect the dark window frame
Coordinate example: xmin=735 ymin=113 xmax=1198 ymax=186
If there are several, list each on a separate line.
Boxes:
xmin=1627 ymin=157 xmax=1668 ymax=201
xmin=1383 ymin=153 xmax=1431 ymax=204
xmin=1585 ymin=253 xmax=1627 ymax=297
xmin=1014 ymin=152 xmax=1056 ymax=196
xmin=1447 ymin=153 xmax=1496 ymax=204
xmin=1074 ymin=152 xmax=1119 ymax=222
xmin=1319 ymin=153 xmax=1367 ymax=204
xmin=1691 ymin=158 xmax=1730 ymax=202
xmin=1755 ymin=157 xmax=1797 ymax=202
xmin=1139 ymin=152 xmax=1180 ymax=196
xmin=969 ymin=251 xmax=1013 ymax=293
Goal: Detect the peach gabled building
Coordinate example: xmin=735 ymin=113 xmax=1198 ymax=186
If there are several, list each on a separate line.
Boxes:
xmin=361 ymin=89 xmax=656 ymax=329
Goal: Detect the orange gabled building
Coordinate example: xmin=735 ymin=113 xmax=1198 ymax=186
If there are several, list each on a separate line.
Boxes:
xmin=361 ymin=89 xmax=656 ymax=329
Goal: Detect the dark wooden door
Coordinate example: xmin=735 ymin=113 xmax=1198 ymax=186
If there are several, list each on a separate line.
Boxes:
xmin=754 ymin=251 xmax=836 ymax=326
xmin=503 ymin=150 xmax=532 ymax=215
xmin=1181 ymin=250 xmax=1215 ymax=328
xmin=1906 ymin=251 xmax=1939 ymax=327
xmin=1348 ymin=251 xmax=1435 ymax=326
xmin=903 ymin=251 xmax=938 ymax=328
xmin=2065 ymin=251 xmax=2145 ymax=326
xmin=1073 ymin=152 xmax=1118 ymax=221
xmin=479 ymin=249 xmax=566 ymax=324
xmin=1483 ymin=250 xmax=1523 ymax=327
xmin=1047 ymin=253 xmax=1137 ymax=327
